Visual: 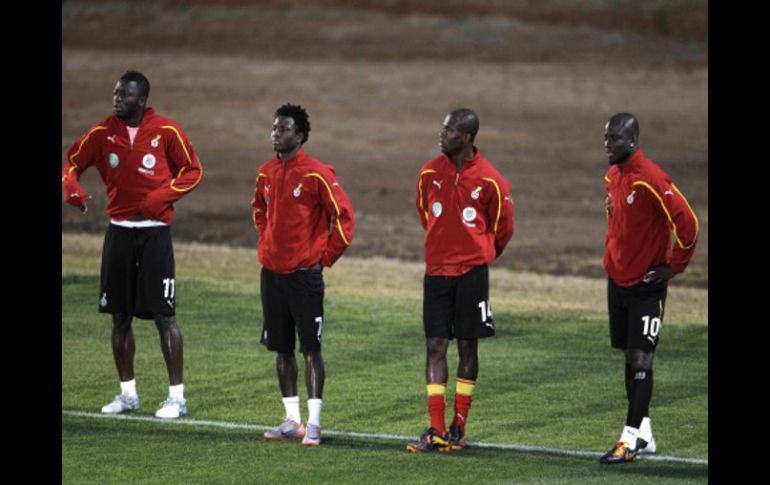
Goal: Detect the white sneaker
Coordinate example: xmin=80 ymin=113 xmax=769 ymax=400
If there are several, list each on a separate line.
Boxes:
xmin=101 ymin=394 xmax=140 ymax=414
xmin=264 ymin=419 xmax=306 ymax=440
xmin=637 ymin=417 xmax=657 ymax=454
xmin=155 ymin=397 xmax=187 ymax=419
xmin=302 ymin=423 xmax=321 ymax=446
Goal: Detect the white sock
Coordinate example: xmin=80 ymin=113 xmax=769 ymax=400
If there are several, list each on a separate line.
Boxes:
xmin=619 ymin=425 xmax=639 ymax=449
xmin=639 ymin=417 xmax=653 ymax=441
xmin=169 ymin=384 xmax=184 ymax=400
xmin=307 ymin=398 xmax=323 ymax=427
xmin=283 ymin=396 xmax=301 ymax=423
xmin=120 ymin=379 xmax=137 ymax=397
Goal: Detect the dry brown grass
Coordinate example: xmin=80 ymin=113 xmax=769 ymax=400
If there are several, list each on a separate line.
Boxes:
xmin=62 ymin=232 xmax=707 ymax=326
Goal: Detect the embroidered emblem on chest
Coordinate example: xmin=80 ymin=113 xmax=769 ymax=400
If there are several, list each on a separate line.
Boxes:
xmin=462 ymin=207 xmax=477 ymax=224
xmin=626 ymin=190 xmax=636 ymax=205
xmin=471 ymin=186 xmax=482 ymax=200
xmin=142 ymin=154 xmax=157 ymax=169
xmin=432 ymin=202 xmax=442 ymax=217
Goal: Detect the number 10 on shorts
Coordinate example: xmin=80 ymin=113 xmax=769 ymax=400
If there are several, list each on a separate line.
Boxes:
xmin=641 ymin=315 xmax=660 ymax=337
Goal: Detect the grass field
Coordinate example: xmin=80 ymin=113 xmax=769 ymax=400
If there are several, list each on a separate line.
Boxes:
xmin=62 ymin=233 xmax=707 ymax=484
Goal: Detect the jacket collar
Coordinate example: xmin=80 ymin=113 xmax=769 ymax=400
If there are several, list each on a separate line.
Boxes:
xmin=113 ymin=107 xmax=155 ymax=128
xmin=275 ymin=146 xmax=306 ymax=165
xmin=617 ymin=147 xmax=645 ymax=173
xmin=441 ymin=145 xmax=481 ymax=167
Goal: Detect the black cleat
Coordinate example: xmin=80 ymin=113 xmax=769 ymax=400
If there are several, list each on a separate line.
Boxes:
xmin=599 ymin=441 xmax=637 ymax=464
xmin=406 ymin=427 xmax=449 ymax=453
xmin=444 ymin=424 xmax=467 ymax=452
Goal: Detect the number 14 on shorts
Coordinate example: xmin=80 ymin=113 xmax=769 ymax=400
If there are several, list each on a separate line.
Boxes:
xmin=478 ymin=300 xmax=493 ymax=328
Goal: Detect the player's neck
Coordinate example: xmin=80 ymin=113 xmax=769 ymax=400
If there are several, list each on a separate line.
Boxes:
xmin=278 ymin=145 xmax=302 ymax=162
xmin=122 ymin=108 xmax=146 ymax=128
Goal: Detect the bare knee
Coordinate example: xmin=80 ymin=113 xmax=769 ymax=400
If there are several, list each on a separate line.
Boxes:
xmin=427 ymin=338 xmax=448 ymax=363
xmin=303 ymin=350 xmax=323 ymax=366
xmin=457 ymin=339 xmax=478 ymax=379
xmin=154 ymin=315 xmax=179 ymax=333
xmin=277 ymin=352 xmax=296 ymax=368
xmin=112 ymin=313 xmax=132 ymax=328
xmin=457 ymin=339 xmax=478 ymax=361
xmin=111 ymin=313 xmax=133 ymax=337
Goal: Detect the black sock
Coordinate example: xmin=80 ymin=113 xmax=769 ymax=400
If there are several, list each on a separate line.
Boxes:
xmin=624 ymin=363 xmax=634 ymax=424
xmin=627 ymin=369 xmax=653 ymax=429
xmin=624 ymin=363 xmax=634 ymax=401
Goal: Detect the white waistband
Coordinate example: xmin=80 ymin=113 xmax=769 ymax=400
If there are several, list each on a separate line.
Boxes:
xmin=110 ymin=219 xmax=168 ymax=228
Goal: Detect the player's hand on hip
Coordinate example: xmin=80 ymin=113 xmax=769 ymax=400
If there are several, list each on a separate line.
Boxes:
xmin=642 ymin=264 xmax=673 ymax=284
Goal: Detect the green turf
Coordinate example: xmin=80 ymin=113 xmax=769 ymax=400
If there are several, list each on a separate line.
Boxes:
xmin=62 ymin=250 xmax=707 ymax=484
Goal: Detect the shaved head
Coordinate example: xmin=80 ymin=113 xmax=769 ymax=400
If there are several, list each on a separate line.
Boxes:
xmin=607 ymin=112 xmax=639 ymax=139
xmin=604 ymin=112 xmax=640 ymax=165
xmin=449 ymin=108 xmax=480 ymax=143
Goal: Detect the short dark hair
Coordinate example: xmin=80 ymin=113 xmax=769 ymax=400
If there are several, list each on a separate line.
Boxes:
xmin=451 ymin=108 xmax=480 ymax=143
xmin=119 ymin=71 xmax=150 ymax=99
xmin=275 ymin=104 xmax=311 ymax=144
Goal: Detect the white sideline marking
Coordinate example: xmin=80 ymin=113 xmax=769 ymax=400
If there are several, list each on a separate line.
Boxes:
xmin=62 ymin=410 xmax=707 ymax=466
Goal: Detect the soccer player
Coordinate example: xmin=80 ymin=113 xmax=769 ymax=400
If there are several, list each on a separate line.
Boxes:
xmin=408 ymin=108 xmax=514 ymax=452
xmin=252 ymin=104 xmax=355 ymax=446
xmin=61 ymin=71 xmax=203 ymax=419
xmin=599 ymin=112 xmax=699 ymax=463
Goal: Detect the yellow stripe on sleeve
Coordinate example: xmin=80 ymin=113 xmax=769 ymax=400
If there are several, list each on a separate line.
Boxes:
xmin=169 ymin=164 xmax=203 ymax=193
xmin=632 ymin=180 xmax=697 ymax=250
xmin=418 ymin=169 xmax=437 ymax=221
xmin=482 ymin=177 xmax=502 ymax=233
xmin=161 ymin=126 xmax=203 ymax=193
xmin=68 ymin=126 xmax=107 ymax=168
xmin=671 ymin=182 xmax=700 ymax=243
xmin=160 ymin=125 xmax=193 ymax=165
xmin=304 ymin=172 xmax=350 ymax=246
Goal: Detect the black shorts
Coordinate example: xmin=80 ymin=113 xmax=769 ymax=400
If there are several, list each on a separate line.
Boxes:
xmin=99 ymin=224 xmax=176 ymax=320
xmin=607 ymin=278 xmax=667 ymax=352
xmin=260 ymin=267 xmax=325 ymax=354
xmin=423 ymin=265 xmax=494 ymax=340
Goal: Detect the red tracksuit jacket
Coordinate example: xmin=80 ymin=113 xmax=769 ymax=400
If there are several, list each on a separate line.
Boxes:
xmin=252 ymin=148 xmax=355 ymax=273
xmin=61 ymin=107 xmax=203 ymax=224
xmin=416 ymin=147 xmax=514 ymax=276
xmin=603 ymin=148 xmax=699 ymax=286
